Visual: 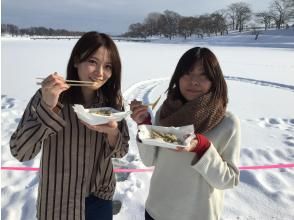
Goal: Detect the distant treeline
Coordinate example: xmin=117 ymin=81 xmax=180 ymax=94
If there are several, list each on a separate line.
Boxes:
xmin=1 ymin=24 xmax=85 ymax=36
xmin=2 ymin=0 xmax=293 ymax=38
xmin=123 ymin=0 xmax=294 ymax=39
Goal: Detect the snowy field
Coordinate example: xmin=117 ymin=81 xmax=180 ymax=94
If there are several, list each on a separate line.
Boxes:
xmin=1 ymin=31 xmax=294 ymax=220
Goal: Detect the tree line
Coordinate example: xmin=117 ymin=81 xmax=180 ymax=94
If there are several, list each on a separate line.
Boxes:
xmin=2 ymin=0 xmax=293 ymax=38
xmin=1 ymin=24 xmax=85 ymax=37
xmin=123 ymin=0 xmax=294 ymax=39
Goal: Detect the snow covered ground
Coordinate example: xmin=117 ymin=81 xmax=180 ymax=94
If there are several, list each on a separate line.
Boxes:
xmin=1 ymin=30 xmax=294 ymax=219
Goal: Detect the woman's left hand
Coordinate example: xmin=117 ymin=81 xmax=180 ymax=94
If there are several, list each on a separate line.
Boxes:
xmin=81 ymin=121 xmax=119 ymax=146
xmin=83 ymin=121 xmax=118 ymax=134
xmin=175 ymin=139 xmax=198 ymax=152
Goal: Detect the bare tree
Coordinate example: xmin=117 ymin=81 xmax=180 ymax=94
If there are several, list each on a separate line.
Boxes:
xmin=255 ymin=11 xmax=272 ymax=30
xmin=283 ymin=0 xmax=294 ymax=17
xmin=191 ymin=17 xmax=203 ymax=37
xmin=178 ymin=16 xmax=195 ymax=39
xmin=210 ymin=12 xmax=227 ymax=35
xmin=144 ymin=12 xmax=162 ymax=37
xmin=215 ymin=9 xmax=230 ymax=34
xmin=227 ymin=2 xmax=252 ymax=32
xmin=127 ymin=23 xmax=147 ymax=38
xmin=198 ymin=14 xmax=212 ymax=36
xmin=156 ymin=14 xmax=168 ymax=37
xmin=162 ymin=10 xmax=181 ymax=39
xmin=270 ymin=0 xmax=286 ymax=28
xmin=287 ymin=0 xmax=294 ymax=18
xmin=125 ymin=0 xmax=294 ymax=39
xmin=227 ymin=4 xmax=238 ymax=30
xmin=269 ymin=0 xmax=294 ymax=29
xmin=237 ymin=2 xmax=252 ymax=32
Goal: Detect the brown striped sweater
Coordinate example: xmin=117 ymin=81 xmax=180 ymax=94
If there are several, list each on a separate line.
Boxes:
xmin=10 ymin=90 xmax=130 ymax=220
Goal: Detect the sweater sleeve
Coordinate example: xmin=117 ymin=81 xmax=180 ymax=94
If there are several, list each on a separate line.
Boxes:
xmin=9 ymin=90 xmax=66 ymax=162
xmin=191 ymin=113 xmax=241 ymax=190
xmin=137 ymin=140 xmax=158 ymax=167
xmin=104 ymin=119 xmax=130 ymax=159
xmin=136 ymin=109 xmax=161 ymax=167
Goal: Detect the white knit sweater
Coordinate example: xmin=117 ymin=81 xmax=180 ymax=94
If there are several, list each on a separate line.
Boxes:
xmin=137 ymin=111 xmax=241 ymax=220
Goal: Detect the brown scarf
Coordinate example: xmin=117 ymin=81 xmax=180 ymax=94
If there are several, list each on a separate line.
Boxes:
xmin=159 ymin=90 xmax=226 ymax=134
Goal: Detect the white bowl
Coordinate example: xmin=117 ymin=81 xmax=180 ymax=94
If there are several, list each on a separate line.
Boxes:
xmin=73 ymin=104 xmax=131 ymax=125
xmin=138 ymin=124 xmax=195 ymax=149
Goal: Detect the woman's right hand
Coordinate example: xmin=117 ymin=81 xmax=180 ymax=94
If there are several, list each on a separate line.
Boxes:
xmin=41 ymin=72 xmax=70 ymax=110
xmin=130 ymin=99 xmax=149 ymax=124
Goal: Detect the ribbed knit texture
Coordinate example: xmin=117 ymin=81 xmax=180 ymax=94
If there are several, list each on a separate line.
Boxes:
xmin=159 ymin=90 xmax=226 ymax=133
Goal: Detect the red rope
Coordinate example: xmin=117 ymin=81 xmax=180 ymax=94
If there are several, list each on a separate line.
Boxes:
xmin=1 ymin=163 xmax=294 ymax=172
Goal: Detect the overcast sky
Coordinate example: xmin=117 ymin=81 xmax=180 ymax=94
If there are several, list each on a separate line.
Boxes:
xmin=2 ymin=0 xmax=272 ymax=35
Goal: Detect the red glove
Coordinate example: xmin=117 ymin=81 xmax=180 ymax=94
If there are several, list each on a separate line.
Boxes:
xmin=138 ymin=113 xmax=152 ymax=125
xmin=193 ymin=134 xmax=211 ymax=158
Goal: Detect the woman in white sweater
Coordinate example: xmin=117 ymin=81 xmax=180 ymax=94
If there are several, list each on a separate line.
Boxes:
xmin=130 ymin=47 xmax=241 ymax=220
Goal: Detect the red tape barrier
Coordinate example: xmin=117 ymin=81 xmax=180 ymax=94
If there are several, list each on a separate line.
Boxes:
xmin=1 ymin=163 xmax=294 ymax=172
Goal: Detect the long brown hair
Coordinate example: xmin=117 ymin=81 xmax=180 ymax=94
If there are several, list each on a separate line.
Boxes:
xmin=167 ymin=47 xmax=228 ymax=107
xmin=62 ymin=31 xmax=123 ymax=110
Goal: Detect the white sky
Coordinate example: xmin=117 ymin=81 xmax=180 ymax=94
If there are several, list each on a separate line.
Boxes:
xmin=2 ymin=0 xmax=273 ymax=34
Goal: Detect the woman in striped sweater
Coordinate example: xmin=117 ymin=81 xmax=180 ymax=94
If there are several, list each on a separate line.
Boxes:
xmin=10 ymin=32 xmax=129 ymax=220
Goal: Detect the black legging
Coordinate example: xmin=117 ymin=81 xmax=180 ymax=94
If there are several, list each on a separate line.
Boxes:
xmin=85 ymin=195 xmax=112 ymax=220
xmin=145 ymin=210 xmax=155 ymax=220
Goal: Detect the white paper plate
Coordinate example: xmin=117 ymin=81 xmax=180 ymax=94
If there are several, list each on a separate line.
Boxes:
xmin=73 ymin=104 xmax=131 ymax=125
xmin=138 ymin=124 xmax=195 ymax=149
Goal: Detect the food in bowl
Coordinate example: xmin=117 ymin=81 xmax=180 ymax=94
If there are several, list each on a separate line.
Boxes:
xmin=151 ymin=130 xmax=183 ymax=145
xmin=92 ymin=109 xmax=112 ymax=116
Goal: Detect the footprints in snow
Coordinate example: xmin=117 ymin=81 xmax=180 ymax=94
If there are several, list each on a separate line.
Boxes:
xmin=245 ymin=117 xmax=294 ymax=147
xmin=1 ymin=95 xmax=16 ymax=109
xmin=283 ymin=134 xmax=294 ymax=147
xmin=113 ymin=153 xmax=142 ymax=182
xmin=257 ymin=117 xmax=294 ymax=131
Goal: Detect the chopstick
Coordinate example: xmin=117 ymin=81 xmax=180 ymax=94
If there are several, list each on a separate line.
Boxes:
xmin=36 ymin=77 xmax=96 ymax=86
xmin=141 ymin=95 xmax=162 ymax=110
xmin=36 ymin=82 xmax=95 ymax=87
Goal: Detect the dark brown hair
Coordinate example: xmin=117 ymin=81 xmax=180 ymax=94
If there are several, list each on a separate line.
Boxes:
xmin=167 ymin=47 xmax=228 ymax=107
xmin=62 ymin=31 xmax=123 ymax=110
